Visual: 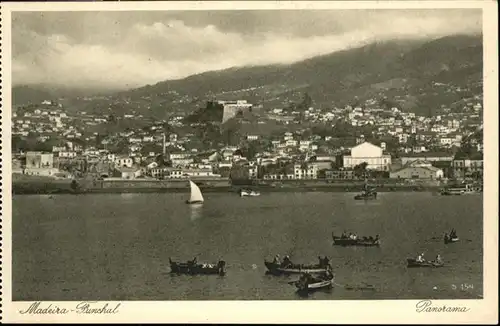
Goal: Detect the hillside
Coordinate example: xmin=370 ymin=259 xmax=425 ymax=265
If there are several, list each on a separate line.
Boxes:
xmin=13 ymin=34 xmax=483 ymax=118
xmin=12 ymin=85 xmax=116 ymax=107
xmin=12 ymin=85 xmax=58 ymax=107
xmin=124 ymin=34 xmax=482 ymax=116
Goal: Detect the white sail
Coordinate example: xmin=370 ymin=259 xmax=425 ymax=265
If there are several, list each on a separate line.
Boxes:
xmin=188 ymin=180 xmax=204 ymax=203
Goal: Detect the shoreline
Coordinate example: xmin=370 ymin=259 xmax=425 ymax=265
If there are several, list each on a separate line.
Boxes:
xmin=12 ymin=176 xmax=482 ymax=196
xmin=12 ymin=184 xmax=447 ymax=195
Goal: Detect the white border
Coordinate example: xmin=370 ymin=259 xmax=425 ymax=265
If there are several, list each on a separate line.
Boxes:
xmin=1 ymin=1 xmax=498 ymax=324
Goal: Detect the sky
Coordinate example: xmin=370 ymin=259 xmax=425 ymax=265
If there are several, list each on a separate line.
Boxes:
xmin=12 ymin=9 xmax=482 ymax=91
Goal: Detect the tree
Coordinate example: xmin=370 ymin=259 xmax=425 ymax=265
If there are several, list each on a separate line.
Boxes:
xmin=33 ymin=141 xmax=54 ymax=152
xmin=95 ymin=133 xmax=105 ymax=147
xmin=229 ymin=165 xmax=250 ymax=182
xmin=470 ymin=171 xmax=482 ymax=180
xmin=241 ymin=141 xmax=266 ymax=161
xmin=407 ymin=135 xmax=418 ymax=148
xmin=298 ymin=92 xmax=313 ymax=110
xmin=317 ymin=169 xmax=327 ymax=179
xmin=108 ymin=139 xmax=129 ymax=155
xmin=12 ymin=135 xmax=28 ymax=152
xmin=353 ymin=162 xmax=368 ymax=178
xmin=216 ymin=166 xmax=231 ymax=178
xmin=107 ymin=114 xmax=117 ymax=123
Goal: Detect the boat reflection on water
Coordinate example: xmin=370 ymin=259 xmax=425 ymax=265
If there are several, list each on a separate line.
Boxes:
xmin=189 ymin=203 xmax=203 ymax=221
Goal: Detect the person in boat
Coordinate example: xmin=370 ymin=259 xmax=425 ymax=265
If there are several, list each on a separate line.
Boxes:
xmin=301 ymin=272 xmax=311 ymax=282
xmin=318 ymin=256 xmax=329 ymax=267
xmin=273 ymin=254 xmax=281 ymax=264
xmin=348 ymin=233 xmax=353 ymax=240
xmin=324 ymin=269 xmax=334 ymax=279
xmin=282 ymin=255 xmax=292 ymax=268
xmin=352 ymin=233 xmax=358 ymax=240
xmin=323 ymin=257 xmax=332 ymax=271
xmin=435 ymin=254 xmax=443 ymax=264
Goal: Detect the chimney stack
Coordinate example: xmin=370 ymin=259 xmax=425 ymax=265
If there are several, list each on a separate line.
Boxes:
xmin=163 ymin=133 xmax=166 ymax=155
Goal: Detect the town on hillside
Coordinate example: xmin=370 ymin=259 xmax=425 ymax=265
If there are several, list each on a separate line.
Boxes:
xmin=11 ymin=93 xmax=483 ymax=192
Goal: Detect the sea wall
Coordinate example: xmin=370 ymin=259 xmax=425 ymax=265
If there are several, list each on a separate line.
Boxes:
xmin=12 ymin=174 xmax=444 ymax=195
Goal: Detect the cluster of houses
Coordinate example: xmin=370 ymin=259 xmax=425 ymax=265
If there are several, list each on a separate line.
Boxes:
xmin=12 ymin=93 xmax=483 ymax=183
xmin=12 ymin=102 xmax=85 ymax=140
xmin=257 ymin=141 xmax=482 ymax=181
xmin=266 ymin=96 xmax=483 ymax=153
xmin=12 ymin=137 xmax=483 ymax=183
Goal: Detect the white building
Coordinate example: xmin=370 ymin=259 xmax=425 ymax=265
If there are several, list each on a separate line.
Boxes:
xmin=183 ymin=169 xmax=219 ymax=178
xmin=283 ymin=132 xmax=294 ymax=141
xmin=24 ymin=151 xmax=59 ymax=177
xmin=390 ymin=160 xmax=444 ymax=180
xmin=117 ymin=167 xmax=142 ymax=179
xmin=26 ymin=151 xmax=54 ymax=168
xmin=293 ymin=164 xmax=318 ymax=179
xmin=248 ymin=165 xmax=258 ymax=179
xmin=116 ymin=156 xmax=133 ymax=168
xmin=343 ymin=142 xmax=391 ymax=171
xmin=163 ymin=168 xmax=220 ymax=179
xmin=439 ymin=137 xmax=453 ymax=146
xmin=218 ymin=100 xmax=253 ymax=123
xmin=247 ymin=135 xmax=259 ymax=141
xmin=58 ymin=151 xmax=77 ymax=158
xmin=168 ymin=152 xmax=194 ymax=167
xmin=107 ymin=154 xmax=117 ymax=162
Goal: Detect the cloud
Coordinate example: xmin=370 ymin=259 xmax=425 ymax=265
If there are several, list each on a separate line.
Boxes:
xmin=12 ymin=10 xmax=482 ymax=90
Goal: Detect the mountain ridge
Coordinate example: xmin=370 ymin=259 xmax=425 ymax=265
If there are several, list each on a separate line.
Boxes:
xmin=13 ymin=34 xmax=482 ymax=117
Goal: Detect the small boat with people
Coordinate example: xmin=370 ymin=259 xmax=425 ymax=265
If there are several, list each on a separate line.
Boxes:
xmin=291 ymin=270 xmax=335 ymax=294
xmin=406 ymin=253 xmax=444 ymax=268
xmin=186 ymin=180 xmax=204 ymax=204
xmin=239 ymin=189 xmax=261 ymax=197
xmin=169 ymin=257 xmax=226 ymax=276
xmin=354 ymin=191 xmax=377 ymax=200
xmin=440 ymin=183 xmax=480 ymax=196
xmin=439 ymin=188 xmax=464 ymax=196
xmin=354 ymin=181 xmax=377 ymax=200
xmin=332 ymin=231 xmax=381 ymax=247
xmin=444 ymin=229 xmax=459 ymax=244
xmin=264 ymin=255 xmax=332 ymax=275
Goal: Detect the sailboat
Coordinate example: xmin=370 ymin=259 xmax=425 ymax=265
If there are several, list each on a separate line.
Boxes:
xmin=186 ymin=180 xmax=204 ymax=204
